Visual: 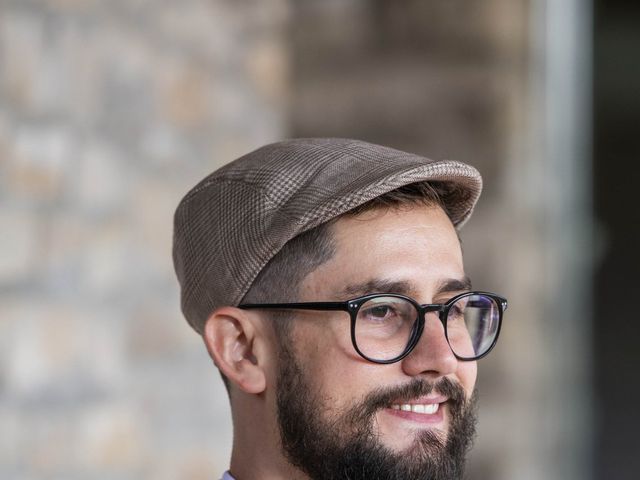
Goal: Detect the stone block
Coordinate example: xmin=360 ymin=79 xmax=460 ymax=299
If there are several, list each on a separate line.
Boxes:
xmin=0 ymin=208 xmax=39 ymax=284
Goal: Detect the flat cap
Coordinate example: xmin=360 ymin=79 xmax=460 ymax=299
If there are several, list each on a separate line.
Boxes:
xmin=173 ymin=138 xmax=482 ymax=333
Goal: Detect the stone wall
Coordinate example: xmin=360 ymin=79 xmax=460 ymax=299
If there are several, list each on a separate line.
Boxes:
xmin=0 ymin=1 xmax=289 ymax=478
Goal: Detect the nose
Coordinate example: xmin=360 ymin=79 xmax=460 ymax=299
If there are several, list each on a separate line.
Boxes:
xmin=401 ymin=313 xmax=458 ymax=378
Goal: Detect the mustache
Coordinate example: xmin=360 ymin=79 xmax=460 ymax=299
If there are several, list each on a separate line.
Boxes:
xmin=345 ymin=377 xmax=467 ymax=427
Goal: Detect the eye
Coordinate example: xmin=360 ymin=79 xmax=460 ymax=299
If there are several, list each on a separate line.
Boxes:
xmin=361 ymin=304 xmax=396 ymax=322
xmin=446 ymin=298 xmax=468 ymax=325
xmin=355 ymin=297 xmax=418 ymax=342
xmin=357 ymin=297 xmax=416 ymax=325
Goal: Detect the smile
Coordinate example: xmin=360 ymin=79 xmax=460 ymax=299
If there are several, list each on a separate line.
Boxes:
xmin=390 ymin=403 xmax=440 ymax=415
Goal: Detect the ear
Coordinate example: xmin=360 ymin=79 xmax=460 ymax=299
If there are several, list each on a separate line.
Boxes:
xmin=202 ymin=307 xmax=267 ymax=394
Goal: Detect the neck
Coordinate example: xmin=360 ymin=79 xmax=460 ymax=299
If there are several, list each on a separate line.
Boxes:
xmin=228 ymin=391 xmax=308 ymax=480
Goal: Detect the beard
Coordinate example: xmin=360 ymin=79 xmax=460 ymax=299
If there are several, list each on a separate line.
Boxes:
xmin=276 ymin=341 xmax=478 ymax=480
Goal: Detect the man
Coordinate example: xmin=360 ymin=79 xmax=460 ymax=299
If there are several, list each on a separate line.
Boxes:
xmin=172 ymin=138 xmax=507 ymax=480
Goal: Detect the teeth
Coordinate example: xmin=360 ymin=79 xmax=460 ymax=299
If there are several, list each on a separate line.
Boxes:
xmin=391 ymin=403 xmax=440 ymax=414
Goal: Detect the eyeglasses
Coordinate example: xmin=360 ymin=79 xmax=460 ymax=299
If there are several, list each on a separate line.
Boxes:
xmin=239 ymin=291 xmax=507 ymax=364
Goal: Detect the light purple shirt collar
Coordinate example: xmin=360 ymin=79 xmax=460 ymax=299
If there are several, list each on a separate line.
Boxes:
xmin=221 ymin=471 xmax=236 ymax=480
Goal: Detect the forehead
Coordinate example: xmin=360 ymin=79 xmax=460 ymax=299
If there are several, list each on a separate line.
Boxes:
xmin=300 ymin=204 xmax=465 ymax=301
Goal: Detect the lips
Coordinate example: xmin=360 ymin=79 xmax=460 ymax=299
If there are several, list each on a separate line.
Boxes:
xmin=386 ymin=395 xmax=448 ymax=422
xmin=391 ymin=403 xmax=440 ymax=414
xmin=359 ymin=378 xmax=463 ymax=428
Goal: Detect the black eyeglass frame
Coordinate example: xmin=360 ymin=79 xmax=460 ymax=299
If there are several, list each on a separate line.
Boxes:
xmin=239 ymin=291 xmax=507 ymax=364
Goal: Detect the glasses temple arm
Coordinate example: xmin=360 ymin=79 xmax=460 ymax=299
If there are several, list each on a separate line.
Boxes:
xmin=239 ymin=301 xmax=348 ymax=311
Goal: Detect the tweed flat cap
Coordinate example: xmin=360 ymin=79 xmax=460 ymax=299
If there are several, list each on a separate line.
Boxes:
xmin=173 ymin=138 xmax=482 ymax=334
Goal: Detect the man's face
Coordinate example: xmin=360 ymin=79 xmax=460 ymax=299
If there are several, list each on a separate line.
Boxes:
xmin=273 ymin=204 xmax=478 ymax=479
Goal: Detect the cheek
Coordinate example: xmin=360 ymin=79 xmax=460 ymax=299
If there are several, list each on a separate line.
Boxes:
xmin=458 ymin=361 xmax=478 ymax=398
xmin=292 ymin=322 xmax=382 ymax=402
xmin=295 ymin=326 xmax=352 ymax=384
xmin=293 ymin=313 xmax=357 ymax=365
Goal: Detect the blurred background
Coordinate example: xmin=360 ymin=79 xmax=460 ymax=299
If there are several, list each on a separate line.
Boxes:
xmin=1 ymin=0 xmax=638 ymax=479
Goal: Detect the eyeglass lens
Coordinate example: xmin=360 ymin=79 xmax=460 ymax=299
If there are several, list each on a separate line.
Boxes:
xmin=354 ymin=294 xmax=500 ymax=362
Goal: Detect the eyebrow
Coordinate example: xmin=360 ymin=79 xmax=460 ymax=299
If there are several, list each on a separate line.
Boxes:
xmin=338 ymin=275 xmax=473 ymax=300
xmin=339 ymin=279 xmax=416 ymax=299
xmin=434 ymin=276 xmax=473 ymax=294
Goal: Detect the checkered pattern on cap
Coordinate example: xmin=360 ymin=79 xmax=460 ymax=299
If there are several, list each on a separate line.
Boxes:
xmin=173 ymin=138 xmax=482 ymax=334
